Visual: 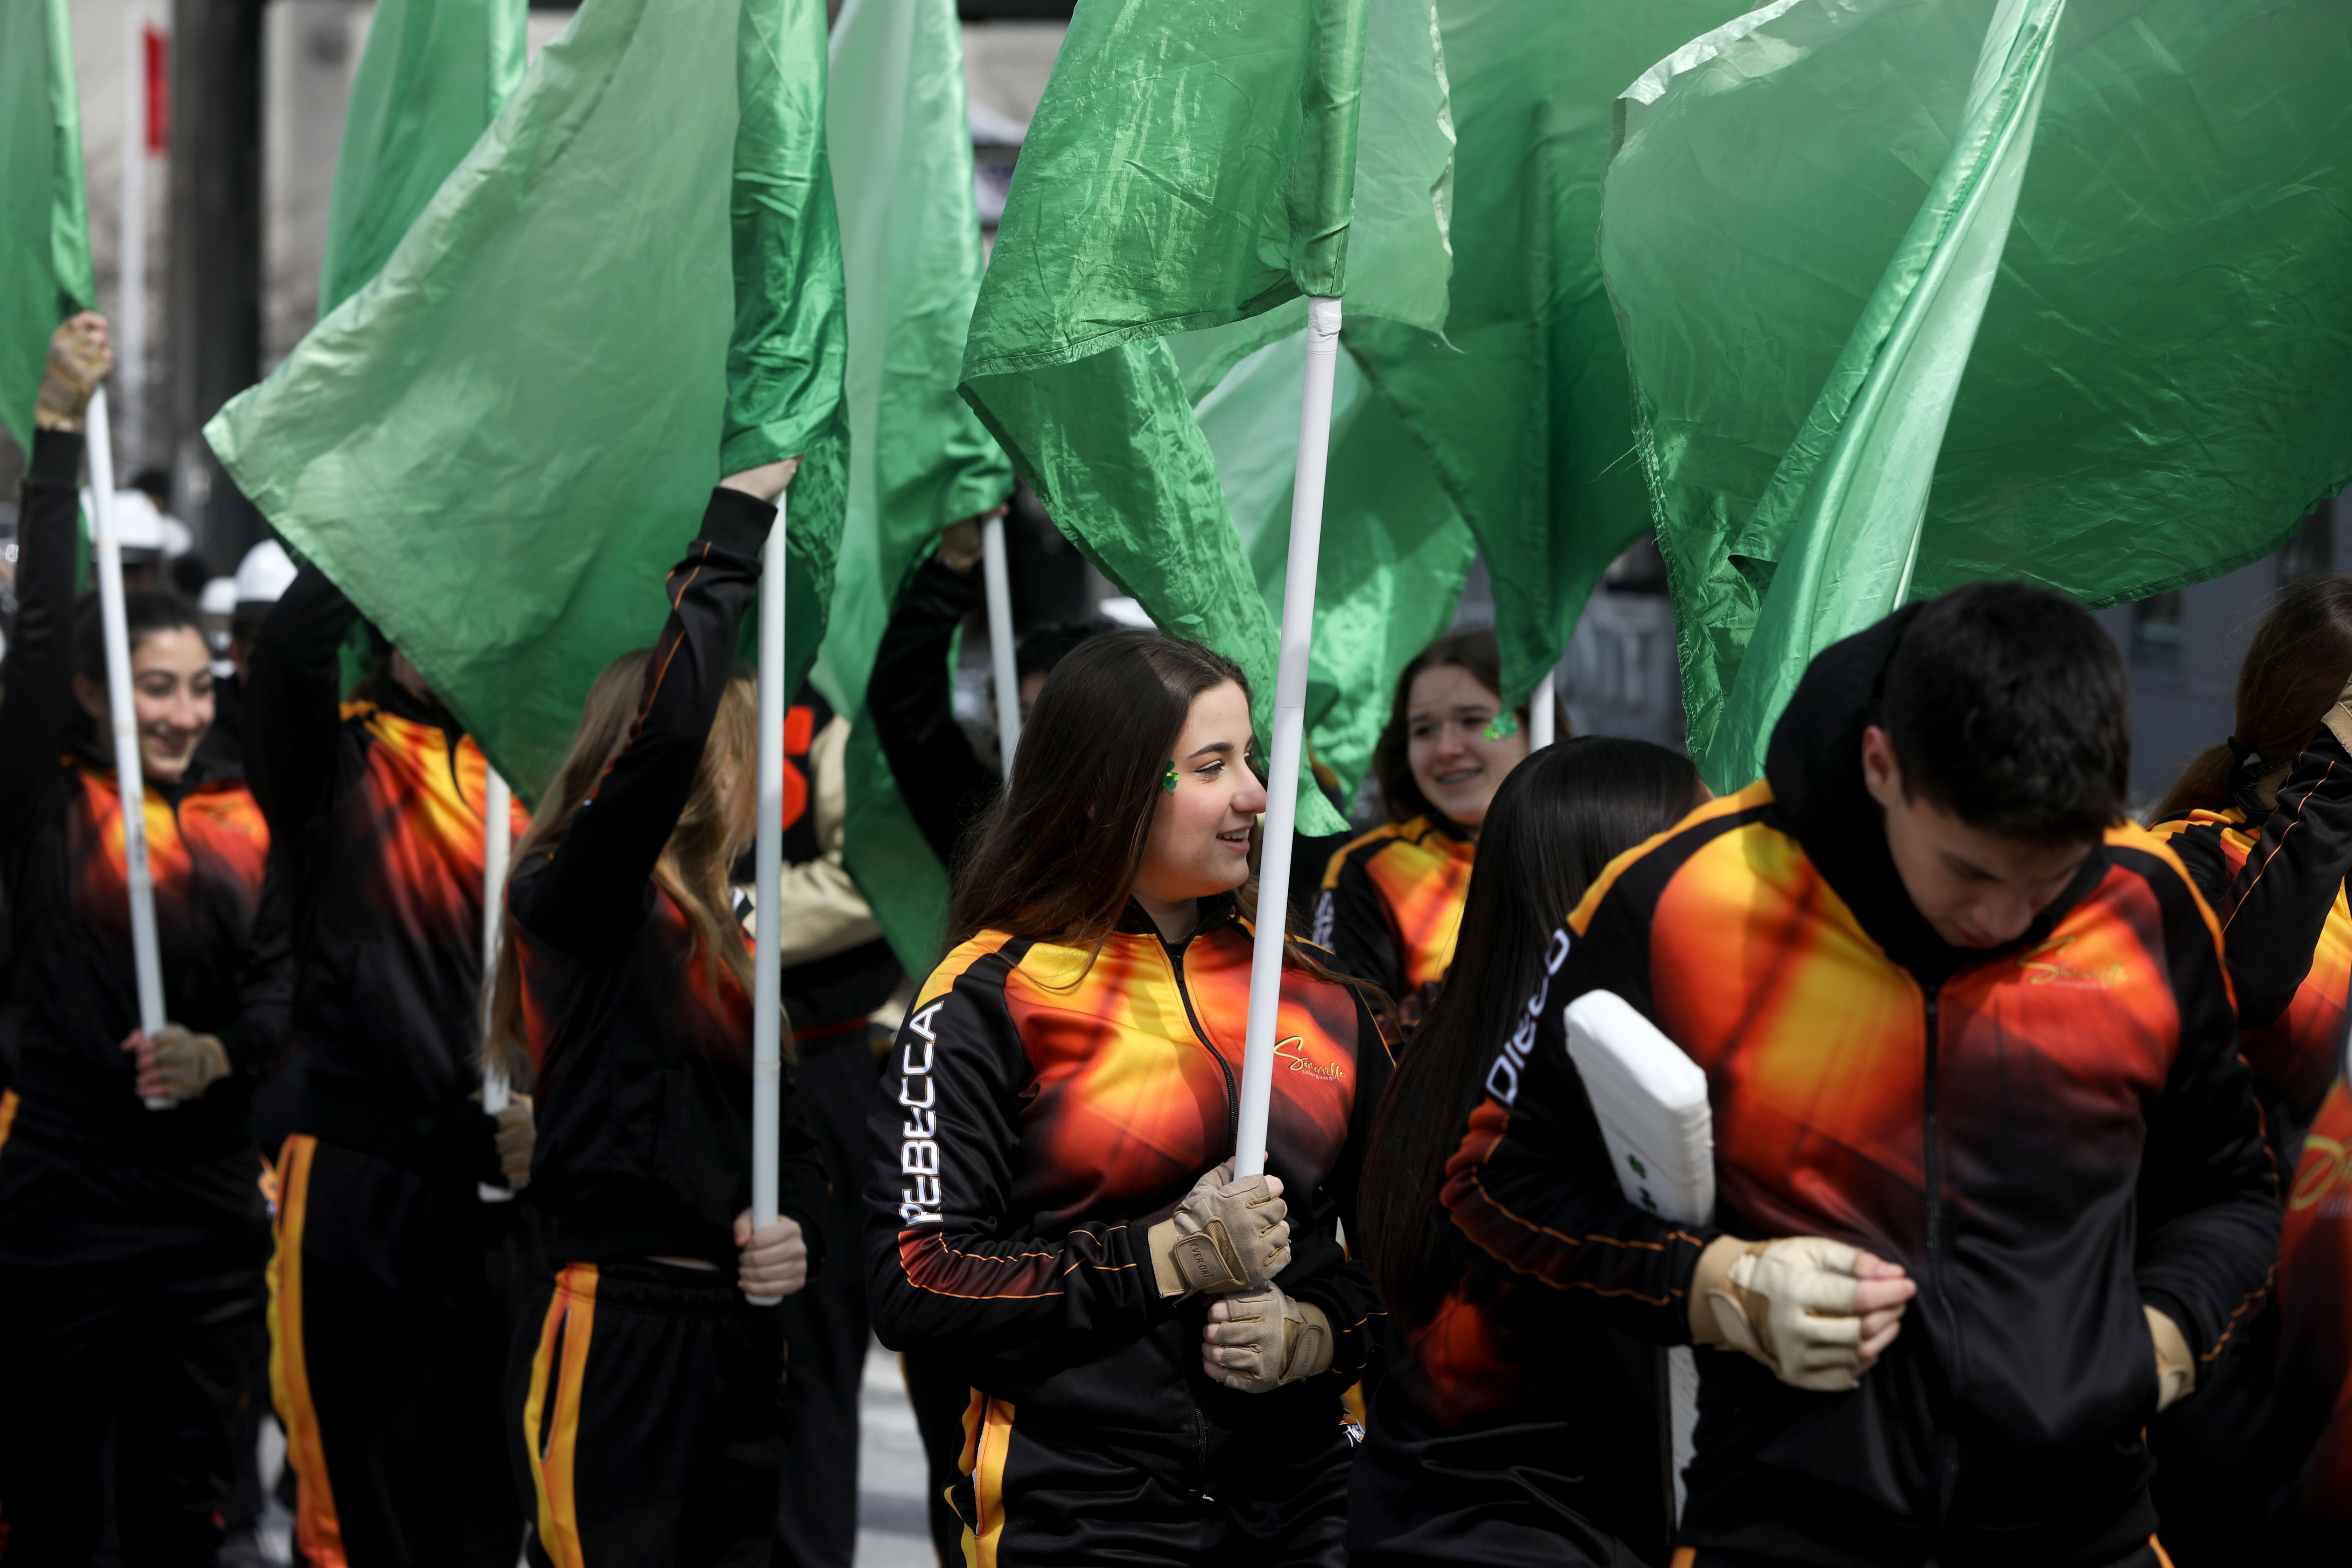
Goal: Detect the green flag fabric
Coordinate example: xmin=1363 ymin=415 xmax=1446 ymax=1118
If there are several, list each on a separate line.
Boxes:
xmin=1341 ymin=0 xmax=1758 ymax=715
xmin=207 ymin=0 xmax=848 ymax=798
xmin=318 ymin=0 xmax=528 ymax=313
xmin=1689 ymin=0 xmax=2065 ymax=790
xmin=1604 ymin=0 xmax=2352 ymax=778
xmin=1197 ymin=328 xmax=1476 ymax=800
xmin=961 ymin=0 xmax=1454 ymax=837
xmin=815 ymin=0 xmax=1013 ymax=973
xmin=1 ymin=0 xmax=95 ymax=452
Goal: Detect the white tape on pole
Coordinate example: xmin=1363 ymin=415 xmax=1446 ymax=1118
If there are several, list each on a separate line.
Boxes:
xmin=747 ymin=497 xmax=788 ymax=1304
xmin=477 ymin=768 xmax=515 ymax=1203
xmin=1530 ymin=669 xmax=1556 ymax=749
xmin=1233 ymin=296 xmax=1340 ymax=1181
xmin=86 ymin=391 xmax=171 ymax=1110
xmin=981 ymin=512 xmax=1020 ymax=780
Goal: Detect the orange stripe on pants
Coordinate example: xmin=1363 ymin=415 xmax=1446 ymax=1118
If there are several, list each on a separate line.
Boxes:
xmin=958 ymin=1393 xmax=1015 ymax=1568
xmin=0 ymin=1088 xmax=19 ymax=1155
xmin=266 ymin=1135 xmax=346 ymax=1568
xmin=520 ymin=1264 xmax=599 ymax=1568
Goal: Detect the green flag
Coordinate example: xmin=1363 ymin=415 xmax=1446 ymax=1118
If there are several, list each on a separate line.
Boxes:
xmin=814 ymin=0 xmax=1013 ymax=972
xmin=319 ymin=0 xmax=528 ymax=313
xmin=1196 ymin=328 xmax=1475 ymax=800
xmin=207 ymin=0 xmax=848 ymax=797
xmin=1685 ymin=0 xmax=2066 ymax=790
xmin=1604 ymin=0 xmax=2352 ymax=779
xmin=1 ymin=0 xmax=94 ymax=452
xmin=1342 ymin=0 xmax=1759 ymax=715
xmin=961 ymin=0 xmax=1453 ymax=836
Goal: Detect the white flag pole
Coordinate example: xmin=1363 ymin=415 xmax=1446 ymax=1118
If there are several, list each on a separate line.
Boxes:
xmin=1233 ymin=296 xmax=1340 ymax=1181
xmin=477 ymin=767 xmax=515 ymax=1203
xmin=85 ymin=390 xmax=170 ymax=1110
xmin=746 ymin=496 xmax=788 ymax=1303
xmin=1530 ymin=669 xmax=1556 ymax=749
xmin=981 ymin=511 xmax=1020 ymax=780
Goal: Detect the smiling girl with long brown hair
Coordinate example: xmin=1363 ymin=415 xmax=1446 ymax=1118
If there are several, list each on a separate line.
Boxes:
xmin=866 ymin=629 xmax=1393 ymax=1568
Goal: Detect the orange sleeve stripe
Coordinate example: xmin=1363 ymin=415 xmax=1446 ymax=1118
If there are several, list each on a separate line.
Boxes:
xmin=914 ymin=931 xmax=1017 ymax=1010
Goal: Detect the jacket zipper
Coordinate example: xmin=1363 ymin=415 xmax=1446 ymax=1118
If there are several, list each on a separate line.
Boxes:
xmin=1164 ymin=938 xmax=1240 ymax=1148
xmin=1921 ymin=983 xmax=1963 ymax=1525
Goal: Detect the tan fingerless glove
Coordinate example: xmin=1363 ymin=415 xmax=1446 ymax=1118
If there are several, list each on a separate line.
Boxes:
xmin=1148 ymin=1162 xmax=1291 ymax=1298
xmin=1210 ymin=1285 xmax=1332 ymax=1394
xmin=2321 ymin=676 xmax=2352 ymax=754
xmin=36 ymin=320 xmax=108 ymax=432
xmin=150 ymin=1024 xmax=231 ymax=1104
xmin=494 ymin=1095 xmax=536 ymax=1192
xmin=1693 ymin=1235 xmax=1874 ymax=1392
xmin=2148 ymin=1306 xmax=2196 ymax=1412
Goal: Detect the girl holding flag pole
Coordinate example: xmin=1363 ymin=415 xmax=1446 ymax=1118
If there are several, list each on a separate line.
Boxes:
xmin=0 ymin=314 xmax=288 ymax=1560
xmin=486 ymin=456 xmax=829 ymax=1566
xmin=240 ymin=545 xmax=536 ymax=1566
xmin=864 ymin=628 xmax=1392 ymax=1568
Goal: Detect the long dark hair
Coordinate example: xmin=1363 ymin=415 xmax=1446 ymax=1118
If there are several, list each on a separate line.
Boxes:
xmin=1360 ymin=735 xmax=1704 ymax=1323
xmin=948 ymin=630 xmax=1327 ymax=981
xmin=1370 ymin=629 xmax=1567 ymax=824
xmin=2154 ymin=573 xmax=2352 ymax=822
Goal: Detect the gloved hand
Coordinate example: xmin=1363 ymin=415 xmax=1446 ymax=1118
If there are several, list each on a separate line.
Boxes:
xmin=36 ymin=313 xmax=110 ymax=432
xmin=1201 ymin=1284 xmax=1332 ymax=1393
xmin=124 ymin=1023 xmax=230 ymax=1104
xmin=2320 ymin=675 xmax=2352 ymax=754
xmin=493 ymin=1095 xmax=536 ymax=1192
xmin=2148 ymin=1305 xmax=2196 ymax=1412
xmin=935 ymin=517 xmax=985 ymax=571
xmin=734 ymin=1210 xmax=810 ymax=1299
xmin=1148 ymin=1160 xmax=1290 ymax=1298
xmin=1692 ymin=1235 xmax=1916 ymax=1392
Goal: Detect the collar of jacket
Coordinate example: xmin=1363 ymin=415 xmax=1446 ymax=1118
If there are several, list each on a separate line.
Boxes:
xmin=66 ymin=730 xmax=242 ymax=798
xmin=1112 ymin=890 xmax=1242 ymax=943
xmin=1760 ymin=604 xmax=2107 ymax=986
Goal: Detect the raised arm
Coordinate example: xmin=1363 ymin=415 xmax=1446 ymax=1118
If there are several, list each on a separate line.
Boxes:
xmin=2200 ymin=726 xmax=2352 ymax=1030
xmin=867 ymin=540 xmax=992 ymax=868
xmin=241 ymin=564 xmax=363 ymax=833
xmin=510 ymin=467 xmax=785 ymax=954
xmin=0 ymin=318 xmax=110 ymax=859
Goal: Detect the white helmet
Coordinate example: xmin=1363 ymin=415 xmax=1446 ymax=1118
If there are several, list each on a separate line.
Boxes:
xmin=198 ymin=576 xmax=238 ymax=619
xmin=233 ymin=540 xmax=298 ymax=618
xmin=81 ymin=488 xmax=170 ymax=560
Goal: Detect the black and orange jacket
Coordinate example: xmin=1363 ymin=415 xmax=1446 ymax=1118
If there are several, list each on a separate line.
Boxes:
xmin=0 ymin=428 xmax=285 ymax=1157
xmin=2278 ymin=1071 xmax=2352 ymax=1535
xmin=2149 ymin=736 xmax=2352 ymax=1542
xmin=865 ymin=900 xmax=1393 ymax=1468
xmin=1312 ymin=814 xmax=1475 ymax=1027
xmin=509 ymin=488 xmax=827 ymax=1269
xmin=1442 ymin=608 xmax=2278 ymax=1567
xmin=2150 ymin=734 xmax=2352 ymax=1139
xmin=244 ymin=565 xmax=530 ymax=1178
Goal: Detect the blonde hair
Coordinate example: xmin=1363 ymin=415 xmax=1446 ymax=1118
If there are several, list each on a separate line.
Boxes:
xmin=484 ymin=649 xmax=763 ymax=1080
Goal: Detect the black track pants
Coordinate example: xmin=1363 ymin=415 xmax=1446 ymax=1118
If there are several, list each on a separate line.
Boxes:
xmin=902 ymin=1350 xmax=974 ymax=1567
xmin=0 ymin=1122 xmax=269 ymax=1566
xmin=948 ymin=1389 xmax=1352 ymax=1568
xmin=511 ymin=1261 xmax=785 ymax=1568
xmin=269 ymin=1134 xmax=527 ymax=1568
xmin=772 ymin=1036 xmax=881 ymax=1568
xmin=1668 ymin=1542 xmax=2182 ymax=1567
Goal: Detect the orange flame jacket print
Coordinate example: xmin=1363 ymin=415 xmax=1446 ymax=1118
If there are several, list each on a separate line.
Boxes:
xmin=1440 ymin=609 xmax=2277 ymax=1561
xmin=866 ymin=902 xmax=1392 ymax=1434
xmin=1313 ymin=814 xmax=1475 ymax=1029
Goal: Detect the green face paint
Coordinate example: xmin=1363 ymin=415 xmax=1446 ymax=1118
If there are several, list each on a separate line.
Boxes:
xmin=1483 ymin=712 xmax=1520 ymax=742
xmin=1163 ymin=761 xmax=1179 ymax=793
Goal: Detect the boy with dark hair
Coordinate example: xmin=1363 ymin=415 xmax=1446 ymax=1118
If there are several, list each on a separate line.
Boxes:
xmin=1444 ymin=582 xmax=2278 ymax=1567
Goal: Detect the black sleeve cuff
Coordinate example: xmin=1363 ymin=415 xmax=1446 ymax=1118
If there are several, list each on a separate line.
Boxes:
xmin=702 ymin=486 xmax=777 ymax=561
xmin=29 ymin=427 xmax=84 ymax=488
xmin=2141 ymin=1287 xmax=2199 ymax=1352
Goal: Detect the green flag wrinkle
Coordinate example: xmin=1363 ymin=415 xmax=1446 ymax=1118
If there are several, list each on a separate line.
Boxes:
xmin=208 ymin=0 xmax=848 ymax=798
xmin=1 ymin=0 xmax=96 ymax=451
xmin=1695 ymin=0 xmax=2066 ymax=790
xmin=319 ymin=0 xmax=528 ymax=314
